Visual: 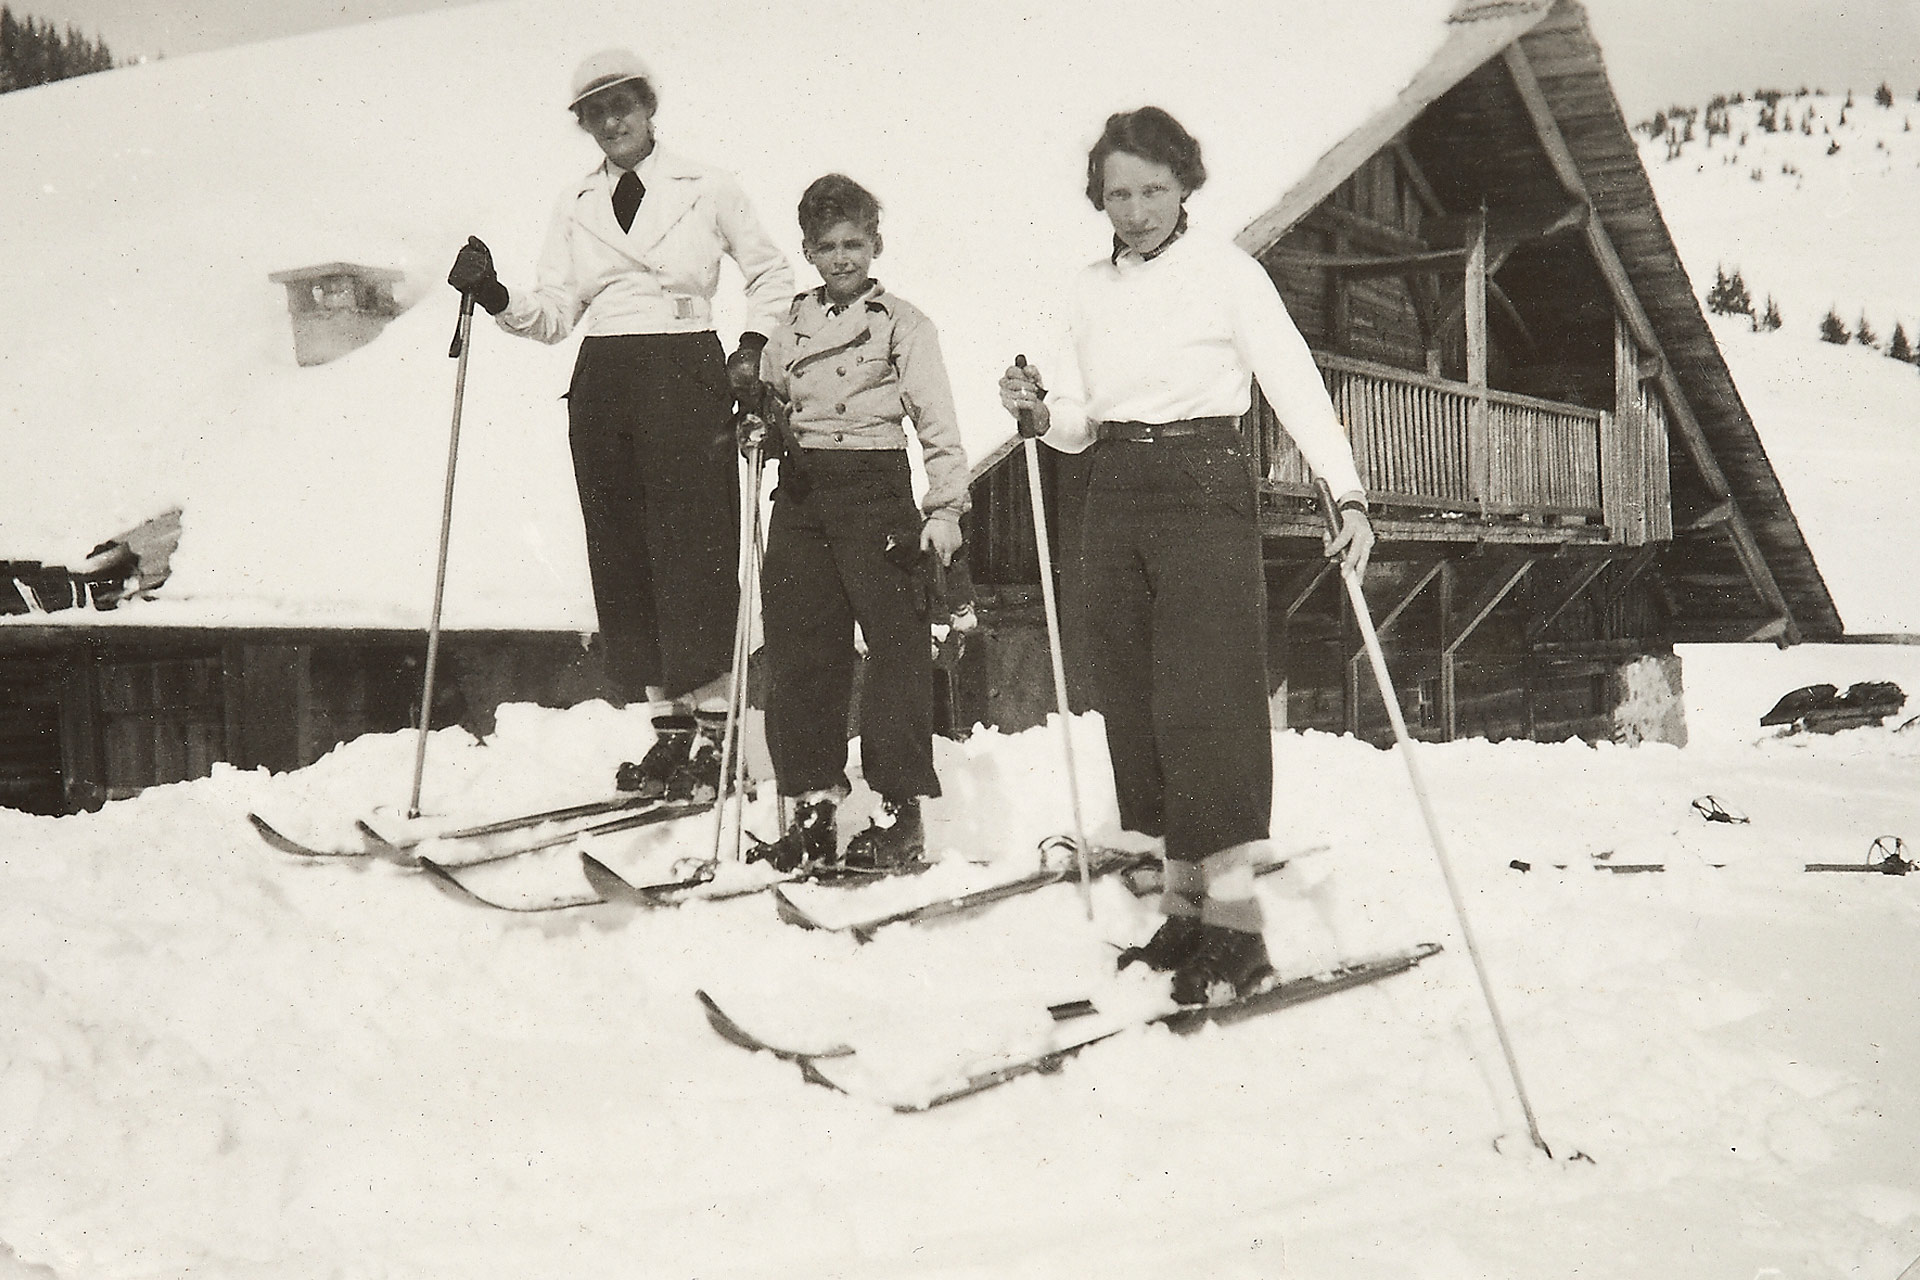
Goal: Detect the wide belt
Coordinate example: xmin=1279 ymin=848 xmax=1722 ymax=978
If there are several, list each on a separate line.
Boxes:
xmin=582 ymin=292 xmax=714 ymax=334
xmin=1095 ymin=416 xmax=1239 ymax=443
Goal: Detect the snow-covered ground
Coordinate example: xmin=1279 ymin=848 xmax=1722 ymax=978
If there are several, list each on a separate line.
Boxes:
xmin=3 ymin=661 xmax=1919 ymax=1279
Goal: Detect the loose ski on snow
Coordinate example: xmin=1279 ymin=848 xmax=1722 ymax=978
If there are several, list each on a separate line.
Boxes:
xmin=698 ymin=942 xmax=1442 ymax=1112
xmin=361 ymin=795 xmax=714 ymax=870
xmin=407 ymin=798 xmax=718 ymax=912
xmin=577 ymin=851 xmax=792 ymax=908
xmin=770 ymin=843 xmax=1319 ymax=942
xmin=247 ymin=790 xmax=681 ymax=863
xmin=1807 ymin=836 xmax=1911 ymax=876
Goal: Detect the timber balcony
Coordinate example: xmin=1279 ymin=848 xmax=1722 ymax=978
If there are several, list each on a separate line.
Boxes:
xmin=1255 ymin=352 xmax=1673 ymax=548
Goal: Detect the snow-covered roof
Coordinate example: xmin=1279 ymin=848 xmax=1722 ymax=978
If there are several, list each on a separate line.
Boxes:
xmin=0 ymin=0 xmax=1487 ymax=629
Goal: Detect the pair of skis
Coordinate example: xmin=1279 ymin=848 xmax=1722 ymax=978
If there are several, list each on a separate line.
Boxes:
xmin=697 ymin=941 xmax=1443 ymax=1112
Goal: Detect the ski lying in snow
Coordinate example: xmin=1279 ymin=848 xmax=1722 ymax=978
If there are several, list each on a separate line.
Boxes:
xmin=1807 ymin=836 xmax=1911 ymax=876
xmin=248 ymin=812 xmax=372 ymax=860
xmin=770 ymin=844 xmax=1315 ymax=942
xmin=357 ymin=793 xmax=673 ymax=856
xmin=576 ymin=848 xmax=934 ymax=913
xmin=695 ymin=989 xmax=854 ymax=1063
xmin=699 ymin=942 xmax=1442 ymax=1111
xmin=577 ymin=852 xmax=790 ymax=907
xmin=410 ymin=799 xmax=717 ymax=912
xmin=360 ymin=796 xmax=714 ymax=870
xmin=248 ymin=790 xmax=685 ymax=863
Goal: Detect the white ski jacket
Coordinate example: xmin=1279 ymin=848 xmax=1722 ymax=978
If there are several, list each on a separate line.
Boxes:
xmin=497 ymin=147 xmax=793 ymax=344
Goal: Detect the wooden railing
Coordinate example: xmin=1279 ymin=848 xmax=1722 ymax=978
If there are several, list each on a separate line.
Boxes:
xmin=1259 ymin=353 xmax=1609 ymax=526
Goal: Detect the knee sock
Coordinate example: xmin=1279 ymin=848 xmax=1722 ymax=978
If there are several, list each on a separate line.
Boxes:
xmin=1199 ymin=841 xmax=1267 ymax=935
xmin=1161 ymin=858 xmax=1204 ymax=920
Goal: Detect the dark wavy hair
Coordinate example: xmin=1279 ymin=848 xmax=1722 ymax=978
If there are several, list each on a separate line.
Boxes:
xmin=797 ymin=173 xmax=883 ymax=242
xmin=1085 ymin=107 xmax=1207 ymax=210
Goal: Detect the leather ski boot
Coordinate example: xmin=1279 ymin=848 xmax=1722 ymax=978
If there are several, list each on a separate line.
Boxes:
xmin=615 ymin=713 xmax=697 ymax=797
xmin=1170 ymin=923 xmax=1276 ymax=1006
xmin=664 ymin=709 xmax=729 ymax=801
xmin=1116 ymin=914 xmax=1203 ymax=973
xmin=747 ymin=796 xmax=838 ymax=872
xmin=842 ymin=798 xmax=926 ymax=873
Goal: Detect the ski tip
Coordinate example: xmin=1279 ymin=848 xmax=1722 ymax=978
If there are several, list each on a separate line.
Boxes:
xmin=770 ymin=885 xmax=822 ymax=930
xmin=414 ymin=855 xmax=459 ymax=884
xmin=694 ymin=988 xmax=757 ymax=1049
xmin=353 ymin=819 xmax=418 ymax=866
xmin=578 ymin=851 xmax=631 ymax=898
xmin=247 ymin=812 xmax=352 ymax=858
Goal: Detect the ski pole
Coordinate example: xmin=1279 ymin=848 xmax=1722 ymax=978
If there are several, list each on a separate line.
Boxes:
xmin=712 ymin=439 xmax=765 ymax=863
xmin=731 ymin=473 xmax=768 ymax=863
xmin=1014 ymin=357 xmax=1093 ymax=917
xmin=1316 ymin=479 xmax=1551 ymax=1156
xmin=406 ymin=289 xmax=475 ymax=819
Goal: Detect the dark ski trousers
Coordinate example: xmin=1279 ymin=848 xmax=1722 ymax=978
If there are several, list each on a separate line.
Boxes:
xmin=1080 ymin=435 xmax=1271 ymax=862
xmin=762 ymin=450 xmax=939 ymax=802
xmin=566 ymin=332 xmax=738 ymax=703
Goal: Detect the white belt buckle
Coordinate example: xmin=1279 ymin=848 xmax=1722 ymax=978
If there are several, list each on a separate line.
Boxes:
xmin=672 ymin=295 xmax=694 ymax=321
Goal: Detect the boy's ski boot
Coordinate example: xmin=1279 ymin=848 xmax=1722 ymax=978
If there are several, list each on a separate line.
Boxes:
xmin=1169 ymin=924 xmax=1276 ymax=1006
xmin=615 ymin=713 xmax=698 ymax=798
xmin=747 ymin=796 xmax=838 ymax=873
xmin=842 ymin=798 xmax=927 ymax=873
xmin=663 ymin=709 xmax=728 ymax=801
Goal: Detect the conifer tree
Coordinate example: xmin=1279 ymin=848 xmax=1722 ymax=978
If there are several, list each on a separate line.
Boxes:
xmin=0 ymin=6 xmax=114 ymax=93
xmin=1819 ymin=309 xmax=1851 ymax=344
xmin=1705 ymin=266 xmax=1754 ymax=318
xmin=1755 ymin=297 xmax=1783 ymax=333
xmin=1889 ymin=323 xmax=1913 ymax=362
xmin=1855 ymin=313 xmax=1879 ymax=348
xmin=1876 ymin=82 xmax=1894 ymax=108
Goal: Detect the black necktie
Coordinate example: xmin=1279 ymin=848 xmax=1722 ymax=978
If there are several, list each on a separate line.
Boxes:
xmin=612 ymin=170 xmax=644 ymax=232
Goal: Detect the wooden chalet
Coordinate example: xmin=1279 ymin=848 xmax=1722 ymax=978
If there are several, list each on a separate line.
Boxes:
xmin=0 ymin=622 xmax=612 ymax=815
xmin=954 ymin=0 xmax=1841 ymax=746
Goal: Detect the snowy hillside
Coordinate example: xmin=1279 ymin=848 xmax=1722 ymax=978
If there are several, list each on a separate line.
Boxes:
xmin=1638 ymin=87 xmax=1920 ymax=631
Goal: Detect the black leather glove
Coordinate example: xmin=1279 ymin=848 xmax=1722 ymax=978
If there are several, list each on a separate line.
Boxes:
xmin=447 ymin=236 xmax=509 ymax=316
xmin=726 ymin=332 xmax=768 ymax=394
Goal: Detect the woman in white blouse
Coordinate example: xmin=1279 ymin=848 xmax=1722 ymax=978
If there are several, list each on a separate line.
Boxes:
xmin=1000 ymin=106 xmax=1373 ymax=1005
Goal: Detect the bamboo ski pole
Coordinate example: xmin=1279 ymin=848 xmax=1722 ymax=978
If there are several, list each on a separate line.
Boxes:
xmin=1316 ymin=479 xmax=1551 ymax=1156
xmin=1014 ymin=357 xmax=1093 ymax=917
xmin=406 ymin=288 xmax=476 ymax=819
